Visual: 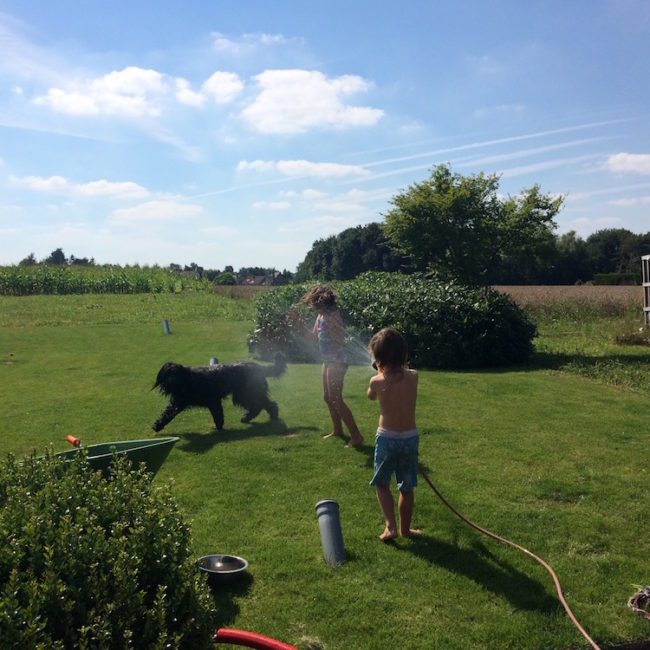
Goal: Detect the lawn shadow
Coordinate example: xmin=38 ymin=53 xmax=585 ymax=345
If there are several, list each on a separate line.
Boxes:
xmin=397 ymin=535 xmax=558 ymax=614
xmin=173 ymin=420 xmax=319 ymax=454
xmin=204 ymin=572 xmax=254 ymax=628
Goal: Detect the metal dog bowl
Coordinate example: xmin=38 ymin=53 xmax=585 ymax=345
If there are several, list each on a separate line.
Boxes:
xmin=198 ymin=554 xmax=249 ymax=585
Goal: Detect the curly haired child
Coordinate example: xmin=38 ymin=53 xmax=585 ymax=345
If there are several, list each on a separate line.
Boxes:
xmin=296 ymin=285 xmax=364 ymax=448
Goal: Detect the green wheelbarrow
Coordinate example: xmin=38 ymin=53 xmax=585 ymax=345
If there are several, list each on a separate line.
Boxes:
xmin=56 ymin=435 xmax=179 ymax=477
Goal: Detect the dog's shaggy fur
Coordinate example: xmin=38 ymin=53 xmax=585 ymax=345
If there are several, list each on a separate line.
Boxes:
xmin=152 ymin=354 xmax=286 ymax=432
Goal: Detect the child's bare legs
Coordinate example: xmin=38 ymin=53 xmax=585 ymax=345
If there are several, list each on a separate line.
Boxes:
xmin=321 ymin=364 xmax=344 ymax=438
xmin=322 ymin=364 xmax=364 ymax=446
xmin=375 ymin=484 xmax=397 ymax=541
xmin=397 ymin=490 xmax=422 ymax=537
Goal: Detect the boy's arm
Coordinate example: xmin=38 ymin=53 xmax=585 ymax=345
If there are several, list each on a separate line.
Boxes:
xmin=367 ymin=376 xmax=378 ymax=400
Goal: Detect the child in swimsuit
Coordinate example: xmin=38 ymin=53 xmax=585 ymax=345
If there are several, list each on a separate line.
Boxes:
xmin=297 ymin=285 xmax=364 ymax=448
xmin=368 ymin=327 xmax=421 ymax=541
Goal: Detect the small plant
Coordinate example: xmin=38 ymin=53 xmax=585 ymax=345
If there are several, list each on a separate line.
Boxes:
xmin=0 ymin=452 xmax=216 ymax=649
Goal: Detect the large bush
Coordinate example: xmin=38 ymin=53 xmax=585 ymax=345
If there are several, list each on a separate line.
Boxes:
xmin=248 ymin=272 xmax=537 ymax=369
xmin=0 ymin=452 xmax=216 ymax=649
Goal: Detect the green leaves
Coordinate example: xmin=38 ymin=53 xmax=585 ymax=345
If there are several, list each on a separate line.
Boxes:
xmin=249 ymin=273 xmax=537 ymax=368
xmin=383 ymin=164 xmax=564 ymax=285
xmin=0 ymin=453 xmax=215 ymax=648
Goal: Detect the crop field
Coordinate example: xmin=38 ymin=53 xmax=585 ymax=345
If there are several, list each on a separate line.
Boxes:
xmin=0 ymin=290 xmax=649 ymax=649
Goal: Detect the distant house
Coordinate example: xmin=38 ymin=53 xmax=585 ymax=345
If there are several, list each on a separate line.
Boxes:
xmin=240 ymin=272 xmax=289 ymax=286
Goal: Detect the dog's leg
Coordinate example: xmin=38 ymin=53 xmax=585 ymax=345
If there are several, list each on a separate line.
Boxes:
xmin=208 ymin=400 xmax=225 ymax=430
xmin=152 ymin=401 xmax=186 ymax=432
xmin=265 ymin=400 xmax=279 ymax=420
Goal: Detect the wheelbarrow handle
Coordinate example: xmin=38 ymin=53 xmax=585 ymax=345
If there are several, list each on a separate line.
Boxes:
xmin=213 ymin=628 xmax=297 ymax=649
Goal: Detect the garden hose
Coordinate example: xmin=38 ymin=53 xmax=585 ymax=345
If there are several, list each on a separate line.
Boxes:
xmin=418 ymin=467 xmax=601 ymax=650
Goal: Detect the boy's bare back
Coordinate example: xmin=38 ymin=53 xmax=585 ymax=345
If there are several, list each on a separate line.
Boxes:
xmin=368 ymin=368 xmax=418 ymax=432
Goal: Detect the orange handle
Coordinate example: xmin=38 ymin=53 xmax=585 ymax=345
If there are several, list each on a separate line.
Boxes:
xmin=66 ymin=435 xmax=81 ymax=447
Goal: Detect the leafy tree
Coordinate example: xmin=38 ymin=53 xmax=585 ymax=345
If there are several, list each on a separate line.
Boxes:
xmin=585 ymin=228 xmax=641 ymax=274
xmin=383 ymin=164 xmax=564 ymax=286
xmin=70 ymin=255 xmax=95 ymax=266
xmin=214 ymin=271 xmax=236 ymax=285
xmin=295 ymin=237 xmax=335 ymax=281
xmin=550 ymin=230 xmax=592 ymax=283
xmin=44 ymin=248 xmax=67 ymax=265
xmin=18 ymin=253 xmax=38 ymax=266
xmin=295 ymin=223 xmax=408 ymax=281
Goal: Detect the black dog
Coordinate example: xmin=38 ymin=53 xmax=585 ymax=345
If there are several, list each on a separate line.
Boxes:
xmin=152 ymin=354 xmax=286 ymax=432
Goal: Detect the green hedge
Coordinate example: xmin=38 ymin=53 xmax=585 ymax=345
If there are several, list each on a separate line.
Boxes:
xmin=0 ymin=452 xmax=216 ymax=648
xmin=248 ymin=272 xmax=537 ymax=369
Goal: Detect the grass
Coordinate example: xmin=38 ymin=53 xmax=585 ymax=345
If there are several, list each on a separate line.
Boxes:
xmin=1 ymin=293 xmax=649 ymax=649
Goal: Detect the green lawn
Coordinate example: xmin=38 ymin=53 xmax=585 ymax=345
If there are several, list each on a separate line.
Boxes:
xmin=1 ymin=294 xmax=649 ymax=649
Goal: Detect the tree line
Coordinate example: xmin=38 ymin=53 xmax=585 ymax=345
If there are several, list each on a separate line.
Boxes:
xmin=14 ymin=165 xmax=650 ymax=287
xmin=16 ymin=250 xmax=293 ymax=285
xmin=297 ymin=165 xmax=650 ymax=286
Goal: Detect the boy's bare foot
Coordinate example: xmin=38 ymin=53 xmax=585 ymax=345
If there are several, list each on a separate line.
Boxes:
xmin=322 ymin=432 xmax=344 ymax=440
xmin=401 ymin=528 xmax=423 ymax=538
xmin=379 ymin=527 xmax=397 ymax=542
xmin=345 ymin=435 xmax=364 ymax=448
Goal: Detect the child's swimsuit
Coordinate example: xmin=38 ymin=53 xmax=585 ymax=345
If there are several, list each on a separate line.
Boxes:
xmin=316 ymin=314 xmax=347 ymax=365
xmin=370 ymin=427 xmax=419 ymax=492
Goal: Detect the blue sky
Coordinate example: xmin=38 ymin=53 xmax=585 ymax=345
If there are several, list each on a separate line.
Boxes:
xmin=1 ymin=1 xmax=649 ymax=271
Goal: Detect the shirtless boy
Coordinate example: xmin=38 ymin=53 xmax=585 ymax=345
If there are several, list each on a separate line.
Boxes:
xmin=367 ymin=327 xmax=421 ymax=541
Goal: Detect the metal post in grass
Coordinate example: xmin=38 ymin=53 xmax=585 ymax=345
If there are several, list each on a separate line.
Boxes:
xmin=162 ymin=319 xmax=171 ymax=334
xmin=315 ymin=499 xmax=346 ymax=567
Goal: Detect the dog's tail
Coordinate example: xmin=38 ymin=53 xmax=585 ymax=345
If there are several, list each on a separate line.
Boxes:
xmin=262 ymin=352 xmax=287 ymax=377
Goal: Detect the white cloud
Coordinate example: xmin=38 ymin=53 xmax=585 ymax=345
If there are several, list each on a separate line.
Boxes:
xmin=212 ymin=33 xmax=241 ymax=54
xmin=34 ymin=66 xmax=168 ymax=118
xmin=110 ymin=200 xmax=204 ymax=222
xmin=237 ymin=159 xmax=370 ymax=178
xmin=302 ymin=189 xmax=327 ymax=199
xmin=9 ymin=174 xmax=70 ymax=191
xmin=9 ymin=174 xmax=149 ymax=199
xmin=252 ymin=200 xmax=291 ymax=210
xmin=608 ymin=195 xmax=650 ymax=207
xmin=201 ymin=71 xmax=244 ymax=104
xmin=605 ymin=153 xmax=650 ymax=174
xmin=74 ymin=180 xmax=149 ymax=199
xmin=240 ymin=69 xmax=383 ymax=134
xmin=175 ymin=78 xmax=205 ymax=107
xmin=211 ymin=32 xmax=296 ymax=54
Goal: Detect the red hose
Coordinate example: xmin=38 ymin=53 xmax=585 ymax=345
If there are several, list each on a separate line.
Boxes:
xmin=213 ymin=628 xmax=297 ymax=649
xmin=419 ymin=468 xmax=601 ymax=650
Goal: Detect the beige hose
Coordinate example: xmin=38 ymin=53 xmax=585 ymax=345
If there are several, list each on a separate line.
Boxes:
xmin=419 ymin=467 xmax=601 ymax=650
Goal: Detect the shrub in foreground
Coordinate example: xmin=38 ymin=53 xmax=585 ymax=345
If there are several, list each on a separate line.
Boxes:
xmin=0 ymin=452 xmax=216 ymax=649
xmin=249 ymin=272 xmax=537 ymax=369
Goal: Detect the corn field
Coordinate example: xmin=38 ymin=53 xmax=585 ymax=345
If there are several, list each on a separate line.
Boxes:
xmin=0 ymin=266 xmax=212 ymax=295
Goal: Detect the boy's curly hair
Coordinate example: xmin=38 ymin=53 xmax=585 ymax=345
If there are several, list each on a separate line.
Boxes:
xmin=369 ymin=327 xmax=408 ymax=371
xmin=299 ymin=284 xmax=338 ymax=311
